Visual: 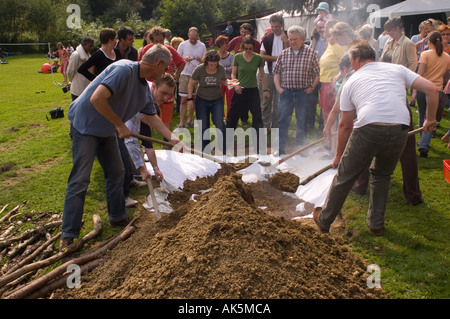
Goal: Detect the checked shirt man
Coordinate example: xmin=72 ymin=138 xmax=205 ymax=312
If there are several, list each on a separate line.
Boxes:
xmin=273 ymin=25 xmax=320 ymax=154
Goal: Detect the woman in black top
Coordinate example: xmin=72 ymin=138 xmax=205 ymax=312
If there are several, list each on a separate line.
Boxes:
xmin=78 ymin=28 xmax=117 ymax=81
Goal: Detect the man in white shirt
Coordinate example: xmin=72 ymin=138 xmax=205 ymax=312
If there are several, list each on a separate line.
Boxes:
xmin=260 ymin=14 xmax=289 ymax=129
xmin=177 ymin=27 xmax=207 ymax=128
xmin=314 ymin=40 xmax=438 ymax=236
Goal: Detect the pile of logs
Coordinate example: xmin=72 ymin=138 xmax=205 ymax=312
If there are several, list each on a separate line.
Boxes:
xmin=0 ymin=203 xmax=138 ymax=299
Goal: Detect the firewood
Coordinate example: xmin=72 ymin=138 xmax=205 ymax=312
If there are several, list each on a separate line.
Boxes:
xmin=0 ymin=204 xmax=9 ymax=216
xmin=0 ymin=225 xmax=15 ymax=240
xmin=5 ymin=233 xmax=61 ymax=275
xmin=0 ymin=221 xmax=62 ymax=250
xmin=8 ymin=234 xmax=41 ymax=259
xmin=0 ymin=215 xmax=102 ymax=290
xmin=5 ymin=218 xmax=137 ymax=299
xmin=0 ymin=205 xmax=19 ymax=224
xmin=27 ymin=259 xmax=104 ymax=299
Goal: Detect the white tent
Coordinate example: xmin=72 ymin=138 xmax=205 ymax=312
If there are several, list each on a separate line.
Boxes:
xmin=256 ymin=11 xmax=315 ymax=41
xmin=369 ymin=0 xmax=450 ymax=20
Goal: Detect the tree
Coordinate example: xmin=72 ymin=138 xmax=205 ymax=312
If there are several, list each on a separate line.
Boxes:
xmin=158 ymin=0 xmax=218 ymax=37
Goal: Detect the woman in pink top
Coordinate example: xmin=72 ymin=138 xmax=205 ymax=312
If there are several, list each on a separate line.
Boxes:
xmin=56 ymin=42 xmax=69 ymax=84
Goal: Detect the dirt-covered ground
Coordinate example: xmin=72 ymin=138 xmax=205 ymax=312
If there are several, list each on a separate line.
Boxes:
xmin=54 ymin=165 xmax=387 ymax=299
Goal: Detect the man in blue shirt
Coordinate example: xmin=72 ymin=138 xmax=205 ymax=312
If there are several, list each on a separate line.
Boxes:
xmin=61 ymin=44 xmax=181 ymax=248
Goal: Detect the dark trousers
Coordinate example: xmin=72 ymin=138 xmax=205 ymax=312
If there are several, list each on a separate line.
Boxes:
xmin=320 ymin=124 xmax=409 ymax=231
xmin=117 ymin=136 xmax=132 ymax=198
xmin=226 ymin=87 xmax=263 ymax=152
xmin=352 ymin=106 xmax=422 ymax=205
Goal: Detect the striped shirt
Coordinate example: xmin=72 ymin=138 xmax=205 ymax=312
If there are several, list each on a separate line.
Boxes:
xmin=273 ymin=45 xmax=320 ymax=89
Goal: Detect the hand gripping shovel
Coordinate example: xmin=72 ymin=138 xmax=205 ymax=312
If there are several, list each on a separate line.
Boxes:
xmin=298 ymin=122 xmax=440 ymax=185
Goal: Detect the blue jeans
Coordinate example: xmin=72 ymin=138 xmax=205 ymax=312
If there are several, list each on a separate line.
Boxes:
xmin=62 ymin=128 xmax=127 ymax=238
xmin=278 ymin=89 xmax=310 ymax=153
xmin=195 ymin=96 xmax=226 ymax=153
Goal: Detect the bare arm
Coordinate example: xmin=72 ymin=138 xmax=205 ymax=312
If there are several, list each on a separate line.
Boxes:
xmin=410 ymin=75 xmax=439 ymax=132
xmin=274 ymin=73 xmax=283 ymax=95
xmin=333 ymin=110 xmax=355 ymax=168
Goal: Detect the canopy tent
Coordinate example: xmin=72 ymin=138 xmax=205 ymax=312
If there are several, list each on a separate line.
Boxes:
xmin=369 ymin=0 xmax=450 ymax=20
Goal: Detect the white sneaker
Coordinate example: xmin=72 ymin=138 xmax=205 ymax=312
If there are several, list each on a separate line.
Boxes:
xmin=125 ymin=197 xmax=138 ymax=207
xmin=130 ymin=179 xmax=147 ymax=188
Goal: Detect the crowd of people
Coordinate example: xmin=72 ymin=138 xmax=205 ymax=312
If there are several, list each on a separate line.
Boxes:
xmin=58 ymin=3 xmax=450 ymax=246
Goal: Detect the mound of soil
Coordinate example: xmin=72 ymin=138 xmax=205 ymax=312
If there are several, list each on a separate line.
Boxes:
xmin=268 ymin=172 xmax=300 ymax=193
xmin=54 ymin=171 xmax=387 ymax=299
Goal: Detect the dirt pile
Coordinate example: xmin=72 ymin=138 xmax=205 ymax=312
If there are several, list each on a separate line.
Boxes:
xmin=55 ymin=172 xmax=387 ymax=299
xmin=268 ymin=172 xmax=300 ymax=193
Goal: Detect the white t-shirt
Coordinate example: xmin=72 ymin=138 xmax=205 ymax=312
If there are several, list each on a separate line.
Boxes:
xmin=177 ymin=40 xmax=207 ymax=76
xmin=340 ymin=62 xmax=419 ymax=129
xmin=261 ymin=34 xmax=283 ymax=74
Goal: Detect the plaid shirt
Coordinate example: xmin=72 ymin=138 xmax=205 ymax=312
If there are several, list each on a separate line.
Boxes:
xmin=273 ymin=45 xmax=320 ymax=89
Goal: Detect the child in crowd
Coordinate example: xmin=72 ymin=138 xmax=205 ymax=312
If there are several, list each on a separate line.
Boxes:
xmin=314 ymin=2 xmax=332 ymax=25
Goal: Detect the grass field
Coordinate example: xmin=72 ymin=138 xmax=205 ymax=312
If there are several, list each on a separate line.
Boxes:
xmin=0 ymin=52 xmax=449 ymax=299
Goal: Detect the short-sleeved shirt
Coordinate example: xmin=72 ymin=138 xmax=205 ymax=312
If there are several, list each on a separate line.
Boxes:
xmin=68 ymin=59 xmax=156 ymax=137
xmin=273 ymin=45 xmax=320 ymax=89
xmin=340 ymin=62 xmax=418 ymax=129
xmin=177 ymin=40 xmax=207 ymax=76
xmin=233 ymin=53 xmax=264 ymax=88
xmin=418 ymin=50 xmax=450 ymax=90
xmin=319 ymin=43 xmax=348 ymax=83
xmin=191 ymin=64 xmax=227 ymax=100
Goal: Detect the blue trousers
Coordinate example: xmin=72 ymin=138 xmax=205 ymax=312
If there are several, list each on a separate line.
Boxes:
xmin=62 ymin=128 xmax=127 ymax=238
xmin=278 ymin=89 xmax=310 ymax=153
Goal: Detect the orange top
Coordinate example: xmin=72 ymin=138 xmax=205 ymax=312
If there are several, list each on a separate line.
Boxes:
xmin=419 ymin=50 xmax=450 ymax=90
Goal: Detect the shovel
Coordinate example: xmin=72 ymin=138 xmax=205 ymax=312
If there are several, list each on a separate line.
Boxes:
xmin=146 ymin=177 xmax=162 ymax=221
xmin=130 ymin=133 xmax=231 ymax=167
xmin=297 ymin=122 xmax=440 ymax=185
xmin=259 ymin=137 xmax=330 ymax=177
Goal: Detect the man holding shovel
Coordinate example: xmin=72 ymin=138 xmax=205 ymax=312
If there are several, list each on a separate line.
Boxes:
xmin=61 ymin=44 xmax=181 ymax=248
xmin=314 ymin=40 xmax=438 ymax=236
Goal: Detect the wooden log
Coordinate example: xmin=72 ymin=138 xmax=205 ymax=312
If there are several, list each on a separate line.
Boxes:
xmin=5 ymin=219 xmax=136 ymax=299
xmin=8 ymin=234 xmax=41 ymax=259
xmin=0 ymin=204 xmax=9 ymax=216
xmin=0 ymin=205 xmax=20 ymax=224
xmin=0 ymin=221 xmax=62 ymax=250
xmin=27 ymin=259 xmax=104 ymax=299
xmin=5 ymin=233 xmax=61 ymax=275
xmin=0 ymin=215 xmax=102 ymax=289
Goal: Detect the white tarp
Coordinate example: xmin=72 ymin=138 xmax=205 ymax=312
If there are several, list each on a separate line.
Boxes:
xmin=144 ymin=148 xmax=337 ymax=218
xmin=369 ymin=0 xmax=450 ymax=19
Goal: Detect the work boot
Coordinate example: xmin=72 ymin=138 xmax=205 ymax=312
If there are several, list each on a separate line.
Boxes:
xmin=109 ymin=217 xmax=131 ymax=227
xmin=313 ymin=207 xmax=329 ymax=234
xmin=60 ymin=237 xmax=74 ymax=250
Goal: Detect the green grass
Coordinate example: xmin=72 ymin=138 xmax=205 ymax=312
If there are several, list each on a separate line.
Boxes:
xmin=0 ymin=53 xmax=449 ymax=299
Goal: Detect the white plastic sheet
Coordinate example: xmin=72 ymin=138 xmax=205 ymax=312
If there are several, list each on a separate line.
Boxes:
xmin=142 ymin=148 xmax=337 ymax=218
